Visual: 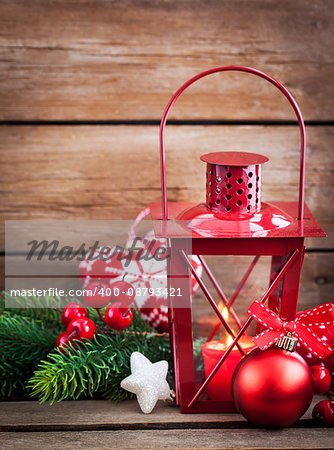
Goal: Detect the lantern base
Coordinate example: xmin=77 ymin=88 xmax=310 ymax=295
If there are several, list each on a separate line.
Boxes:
xmin=150 ymin=201 xmax=326 ymax=239
xmin=175 ymin=202 xmax=292 ymax=237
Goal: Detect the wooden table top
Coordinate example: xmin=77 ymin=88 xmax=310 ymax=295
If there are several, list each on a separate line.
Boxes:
xmin=0 ymin=397 xmax=333 ymax=449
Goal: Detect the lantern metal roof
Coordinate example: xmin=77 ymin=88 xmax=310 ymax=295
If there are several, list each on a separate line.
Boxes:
xmin=200 ymin=151 xmax=269 ymax=166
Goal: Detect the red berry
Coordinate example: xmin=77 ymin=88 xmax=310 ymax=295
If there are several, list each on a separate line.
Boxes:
xmin=324 ymin=353 xmax=334 ymax=389
xmin=84 ymin=280 xmax=111 ymax=308
xmin=311 ymin=365 xmax=331 ymax=394
xmin=61 ymin=302 xmax=88 ymax=327
xmin=67 ymin=317 xmax=96 ymax=341
xmin=56 ymin=331 xmax=72 ymax=353
xmin=109 ymin=280 xmax=135 ymax=307
xmin=56 ymin=331 xmax=71 ymax=347
xmin=104 ymin=302 xmax=133 ymax=330
xmin=312 ymin=400 xmax=334 ymax=427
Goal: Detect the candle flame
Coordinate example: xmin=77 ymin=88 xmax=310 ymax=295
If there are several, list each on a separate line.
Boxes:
xmin=227 ymin=334 xmax=234 ymax=347
xmin=218 ymin=303 xmax=229 ymax=322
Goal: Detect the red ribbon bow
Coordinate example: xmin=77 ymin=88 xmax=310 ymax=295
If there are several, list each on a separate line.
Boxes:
xmin=247 ymin=301 xmax=334 ymax=359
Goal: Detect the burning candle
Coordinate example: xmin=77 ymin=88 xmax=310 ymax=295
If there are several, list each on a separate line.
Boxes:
xmin=202 ymin=335 xmax=255 ymax=402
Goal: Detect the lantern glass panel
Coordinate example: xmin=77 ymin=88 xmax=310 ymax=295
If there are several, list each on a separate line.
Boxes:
xmin=189 ymin=254 xmax=274 ymax=404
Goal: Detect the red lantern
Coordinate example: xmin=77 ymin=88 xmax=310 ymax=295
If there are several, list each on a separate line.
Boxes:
xmin=150 ymin=66 xmax=326 ymax=413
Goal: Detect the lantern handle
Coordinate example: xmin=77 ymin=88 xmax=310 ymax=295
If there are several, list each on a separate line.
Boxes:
xmin=159 ymin=66 xmax=306 ymax=221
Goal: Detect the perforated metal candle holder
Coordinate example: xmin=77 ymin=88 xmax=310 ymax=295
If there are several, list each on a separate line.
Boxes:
xmin=203 ymin=152 xmax=267 ymax=215
xmin=150 ymin=66 xmax=326 ymax=413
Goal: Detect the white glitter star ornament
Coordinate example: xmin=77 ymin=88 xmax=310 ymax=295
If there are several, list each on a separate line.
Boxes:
xmin=120 ymin=352 xmax=172 ymax=413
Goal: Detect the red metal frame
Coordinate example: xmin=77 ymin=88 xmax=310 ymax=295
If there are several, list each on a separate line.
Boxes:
xmin=150 ymin=66 xmax=325 ymax=413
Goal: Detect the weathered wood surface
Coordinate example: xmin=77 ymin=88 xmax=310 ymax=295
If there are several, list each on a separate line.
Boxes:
xmin=0 ymin=398 xmax=333 ymax=449
xmin=0 ymin=396 xmax=323 ymax=429
xmin=0 ymin=0 xmax=333 ymax=121
xmin=1 ymin=125 xmax=333 ymax=250
xmin=1 ymin=428 xmax=333 ymax=450
xmin=0 ymin=399 xmax=275 ymax=429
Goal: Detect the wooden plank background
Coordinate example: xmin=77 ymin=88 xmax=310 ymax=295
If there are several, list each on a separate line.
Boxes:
xmin=0 ymin=0 xmax=333 ymax=121
xmin=0 ymin=0 xmax=333 ymax=315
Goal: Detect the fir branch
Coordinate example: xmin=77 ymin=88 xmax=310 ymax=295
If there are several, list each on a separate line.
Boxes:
xmin=0 ymin=294 xmax=172 ymax=402
xmin=28 ymin=331 xmax=171 ymax=404
xmin=1 ymin=291 xmax=63 ymax=326
xmin=1 ymin=291 xmax=168 ymax=331
xmin=0 ymin=315 xmax=58 ymax=399
xmin=0 ymin=291 xmax=107 ymax=327
xmin=192 ymin=337 xmax=206 ymax=371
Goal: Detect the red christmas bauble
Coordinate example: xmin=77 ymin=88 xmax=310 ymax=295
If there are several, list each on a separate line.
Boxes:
xmin=79 ymin=246 xmax=123 ymax=288
xmin=139 ymin=296 xmax=169 ymax=333
xmin=232 ymin=347 xmax=313 ymax=428
xmin=123 ymin=249 xmax=202 ymax=331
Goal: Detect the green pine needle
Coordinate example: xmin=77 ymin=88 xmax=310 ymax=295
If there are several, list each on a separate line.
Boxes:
xmin=1 ymin=291 xmax=108 ymax=327
xmin=1 ymin=291 xmax=63 ymax=325
xmin=0 ymin=293 xmax=172 ymax=403
xmin=0 ymin=315 xmax=59 ymax=399
xmin=28 ymin=332 xmax=171 ymax=404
